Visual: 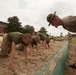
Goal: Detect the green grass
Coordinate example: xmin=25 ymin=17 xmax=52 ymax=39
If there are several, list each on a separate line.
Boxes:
xmin=71 ymin=38 xmax=76 ymax=44
xmin=55 ymin=37 xmax=68 ymax=41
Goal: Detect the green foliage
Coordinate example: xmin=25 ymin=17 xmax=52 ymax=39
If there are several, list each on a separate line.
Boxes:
xmin=54 ymin=36 xmax=68 ymax=41
xmin=39 ymin=27 xmax=47 ymax=35
xmin=22 ymin=25 xmax=35 ymax=35
xmin=4 ymin=16 xmax=22 ymax=33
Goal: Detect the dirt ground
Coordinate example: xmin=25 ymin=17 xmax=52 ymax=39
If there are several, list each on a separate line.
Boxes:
xmin=0 ymin=40 xmax=66 ymax=75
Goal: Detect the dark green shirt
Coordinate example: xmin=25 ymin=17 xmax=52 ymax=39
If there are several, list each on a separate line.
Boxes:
xmin=8 ymin=32 xmax=28 ymax=46
xmin=37 ymin=33 xmax=47 ymax=41
xmin=31 ymin=38 xmax=37 ymax=47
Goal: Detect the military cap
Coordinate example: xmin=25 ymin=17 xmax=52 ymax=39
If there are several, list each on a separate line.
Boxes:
xmin=47 ymin=11 xmax=56 ymax=26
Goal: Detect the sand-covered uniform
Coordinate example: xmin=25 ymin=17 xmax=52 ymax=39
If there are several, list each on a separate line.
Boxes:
xmin=0 ymin=32 xmax=28 ymax=56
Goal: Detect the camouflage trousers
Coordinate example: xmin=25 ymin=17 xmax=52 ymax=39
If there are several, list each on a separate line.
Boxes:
xmin=66 ymin=43 xmax=76 ymax=66
xmin=0 ymin=34 xmax=12 ymax=56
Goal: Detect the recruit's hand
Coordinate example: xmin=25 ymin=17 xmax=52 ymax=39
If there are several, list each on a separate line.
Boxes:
xmin=11 ymin=63 xmax=18 ymax=68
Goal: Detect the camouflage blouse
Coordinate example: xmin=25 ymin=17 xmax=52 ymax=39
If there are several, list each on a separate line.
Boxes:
xmin=62 ymin=16 xmax=76 ymax=32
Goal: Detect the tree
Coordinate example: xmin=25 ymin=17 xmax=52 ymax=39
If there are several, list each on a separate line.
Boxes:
xmin=29 ymin=26 xmax=35 ymax=35
xmin=22 ymin=25 xmax=35 ymax=35
xmin=39 ymin=27 xmax=47 ymax=35
xmin=23 ymin=25 xmax=30 ymax=33
xmin=4 ymin=16 xmax=22 ymax=33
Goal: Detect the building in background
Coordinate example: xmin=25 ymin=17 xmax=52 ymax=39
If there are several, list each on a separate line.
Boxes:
xmin=0 ymin=21 xmax=7 ymax=47
xmin=0 ymin=21 xmax=7 ymax=35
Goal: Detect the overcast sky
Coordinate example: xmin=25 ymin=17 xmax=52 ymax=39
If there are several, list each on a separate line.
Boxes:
xmin=0 ymin=0 xmax=76 ymax=36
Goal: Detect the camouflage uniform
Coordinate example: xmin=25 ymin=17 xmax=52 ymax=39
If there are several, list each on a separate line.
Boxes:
xmin=0 ymin=34 xmax=12 ymax=57
xmin=62 ymin=16 xmax=76 ymax=69
xmin=62 ymin=16 xmax=76 ymax=32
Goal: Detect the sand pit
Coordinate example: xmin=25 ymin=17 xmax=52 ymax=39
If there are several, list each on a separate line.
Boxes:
xmin=0 ymin=41 xmax=66 ymax=75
